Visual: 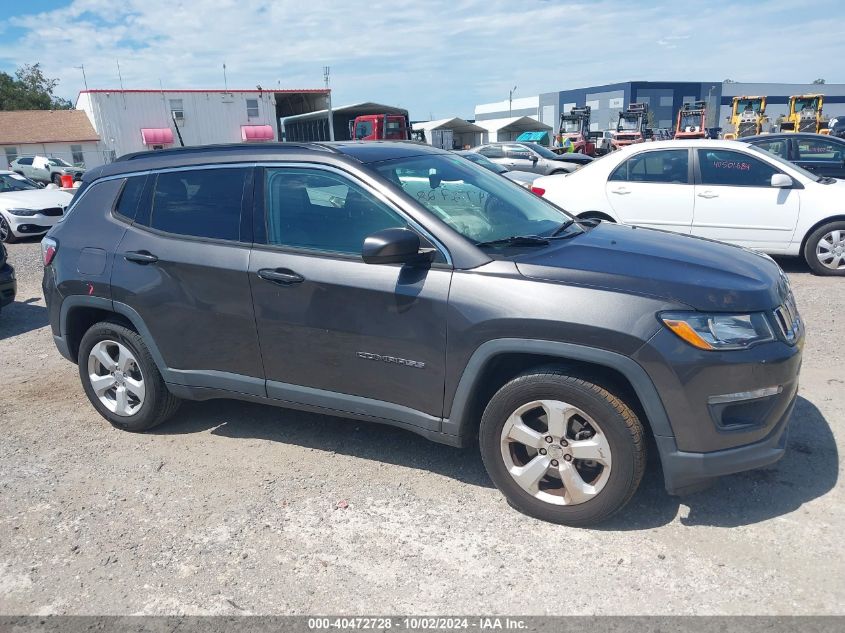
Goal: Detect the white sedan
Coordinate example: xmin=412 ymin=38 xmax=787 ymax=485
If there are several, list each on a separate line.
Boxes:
xmin=532 ymin=139 xmax=845 ymax=275
xmin=0 ymin=171 xmax=74 ymax=243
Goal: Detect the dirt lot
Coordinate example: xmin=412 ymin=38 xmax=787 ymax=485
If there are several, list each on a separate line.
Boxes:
xmin=0 ymin=239 xmax=842 ymax=616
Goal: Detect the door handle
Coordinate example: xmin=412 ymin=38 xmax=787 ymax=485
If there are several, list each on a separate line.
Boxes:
xmin=122 ymin=250 xmax=159 ymax=264
xmin=611 ymin=188 xmax=631 ymax=195
xmin=258 ymin=268 xmax=305 ymax=285
xmin=697 ymin=191 xmax=719 ymax=199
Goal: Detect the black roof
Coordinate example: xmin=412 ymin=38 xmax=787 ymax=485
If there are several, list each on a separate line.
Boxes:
xmin=85 ymin=141 xmax=448 ymax=182
xmin=742 ymin=132 xmax=845 ymax=144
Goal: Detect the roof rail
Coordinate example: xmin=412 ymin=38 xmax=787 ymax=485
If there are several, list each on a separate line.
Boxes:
xmin=116 ymin=142 xmax=340 ymax=162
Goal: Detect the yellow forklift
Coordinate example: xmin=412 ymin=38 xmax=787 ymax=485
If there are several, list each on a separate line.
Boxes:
xmin=779 ymin=94 xmax=829 ymax=134
xmin=723 ymin=96 xmax=768 ymax=139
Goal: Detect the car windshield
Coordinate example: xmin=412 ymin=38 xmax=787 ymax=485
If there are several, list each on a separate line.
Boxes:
xmin=524 ymin=143 xmax=558 ymax=159
xmin=47 ymin=158 xmax=73 ymax=167
xmin=461 ymin=153 xmax=508 ymax=174
xmin=0 ymin=173 xmax=39 ymax=192
xmin=371 ymin=153 xmax=574 ymax=245
xmin=749 ymin=146 xmax=820 ymax=181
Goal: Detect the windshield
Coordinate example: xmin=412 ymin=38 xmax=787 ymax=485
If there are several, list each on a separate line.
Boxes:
xmin=371 ymin=153 xmax=573 ymax=245
xmin=561 ymin=120 xmax=581 ymax=133
xmin=47 ymin=158 xmax=72 ymax=167
xmin=679 ymin=114 xmax=703 ymax=129
xmin=524 ymin=143 xmax=558 ymax=159
xmin=618 ymin=117 xmax=639 ymax=131
xmin=750 ymin=146 xmax=820 ymax=181
xmin=794 ymin=97 xmax=819 ymax=112
xmin=461 ymin=153 xmax=507 ymax=174
xmin=0 ymin=173 xmax=39 ymax=192
xmin=737 ymin=99 xmax=762 ymax=114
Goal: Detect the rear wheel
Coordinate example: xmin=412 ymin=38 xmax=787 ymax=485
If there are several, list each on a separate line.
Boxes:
xmin=803 ymin=221 xmax=845 ymax=276
xmin=479 ymin=369 xmax=645 ymax=526
xmin=78 ymin=321 xmax=180 ymax=431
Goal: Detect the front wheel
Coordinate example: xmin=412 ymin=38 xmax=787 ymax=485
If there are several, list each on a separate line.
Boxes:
xmin=479 ymin=369 xmax=645 ymax=526
xmin=52 ymin=173 xmax=62 ymax=186
xmin=78 ymin=321 xmax=181 ymax=431
xmin=803 ymin=221 xmax=845 ymax=276
xmin=0 ymin=216 xmax=16 ymax=243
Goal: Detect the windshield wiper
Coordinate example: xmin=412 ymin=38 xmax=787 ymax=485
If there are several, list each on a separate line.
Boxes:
xmin=475 ymin=235 xmax=550 ymax=248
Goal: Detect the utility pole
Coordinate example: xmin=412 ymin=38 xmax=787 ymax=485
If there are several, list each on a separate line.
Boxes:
xmin=75 ymin=64 xmax=89 ymax=92
xmin=223 ymin=63 xmax=229 ymax=93
xmin=324 ymin=66 xmax=335 ymax=141
xmin=509 ymin=85 xmax=517 ymax=117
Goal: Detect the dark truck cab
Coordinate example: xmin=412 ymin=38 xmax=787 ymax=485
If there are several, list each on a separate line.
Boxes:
xmin=42 ymin=141 xmax=803 ymax=526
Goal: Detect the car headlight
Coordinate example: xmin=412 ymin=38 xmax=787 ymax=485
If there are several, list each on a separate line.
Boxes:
xmin=6 ymin=208 xmax=39 ymax=217
xmin=660 ymin=312 xmax=774 ymax=350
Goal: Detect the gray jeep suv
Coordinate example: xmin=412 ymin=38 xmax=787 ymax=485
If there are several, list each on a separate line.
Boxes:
xmin=42 ymin=142 xmax=803 ymax=526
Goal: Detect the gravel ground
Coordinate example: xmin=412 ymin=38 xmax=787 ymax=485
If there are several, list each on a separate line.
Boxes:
xmin=0 ymin=239 xmax=842 ymax=616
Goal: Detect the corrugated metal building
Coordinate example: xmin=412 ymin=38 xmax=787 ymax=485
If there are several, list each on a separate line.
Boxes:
xmin=76 ymin=88 xmax=329 ymax=160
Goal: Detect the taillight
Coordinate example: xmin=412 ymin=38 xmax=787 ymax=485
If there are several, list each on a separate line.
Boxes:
xmin=41 ymin=236 xmax=57 ymax=266
xmin=530 ymin=186 xmax=546 ymax=196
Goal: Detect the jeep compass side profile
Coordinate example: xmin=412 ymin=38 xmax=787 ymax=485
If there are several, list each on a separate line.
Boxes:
xmin=43 ymin=142 xmax=803 ymax=526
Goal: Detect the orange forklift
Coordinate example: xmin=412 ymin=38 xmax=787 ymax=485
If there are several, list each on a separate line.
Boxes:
xmin=675 ymin=101 xmax=708 ymax=139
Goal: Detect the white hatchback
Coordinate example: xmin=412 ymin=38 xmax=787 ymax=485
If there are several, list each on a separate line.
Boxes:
xmin=532 ymin=139 xmax=845 ymax=275
xmin=0 ymin=171 xmax=74 ymax=243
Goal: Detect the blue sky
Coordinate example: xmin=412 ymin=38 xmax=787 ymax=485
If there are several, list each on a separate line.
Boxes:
xmin=1 ymin=0 xmax=843 ymax=120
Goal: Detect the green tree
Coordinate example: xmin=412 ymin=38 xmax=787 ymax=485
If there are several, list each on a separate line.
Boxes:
xmin=812 ymin=78 xmax=825 ymax=84
xmin=0 ymin=63 xmax=73 ymax=111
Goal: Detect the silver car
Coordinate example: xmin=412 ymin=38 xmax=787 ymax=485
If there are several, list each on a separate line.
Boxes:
xmin=10 ymin=156 xmax=85 ymax=185
xmin=470 ymin=142 xmax=579 ymax=176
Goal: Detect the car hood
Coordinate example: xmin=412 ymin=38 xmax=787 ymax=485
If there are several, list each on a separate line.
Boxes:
xmin=0 ymin=188 xmax=74 ymax=209
xmin=513 ymin=222 xmax=786 ymax=312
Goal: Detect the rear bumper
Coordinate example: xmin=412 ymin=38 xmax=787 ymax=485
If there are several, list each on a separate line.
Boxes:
xmin=657 ymin=391 xmax=795 ymax=494
xmin=0 ymin=263 xmax=16 ymax=308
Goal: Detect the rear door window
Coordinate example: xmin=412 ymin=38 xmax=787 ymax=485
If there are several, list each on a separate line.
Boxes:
xmin=140 ymin=168 xmax=249 ymax=241
xmin=796 ymin=139 xmax=844 ymax=164
xmin=609 ymin=149 xmax=689 ymax=184
xmin=697 ymin=149 xmax=779 ymax=187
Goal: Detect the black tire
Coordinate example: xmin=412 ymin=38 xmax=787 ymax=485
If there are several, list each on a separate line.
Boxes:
xmin=479 ymin=368 xmax=645 ymax=527
xmin=0 ymin=216 xmax=16 ymax=243
xmin=52 ymin=173 xmax=62 ymax=186
xmin=78 ymin=321 xmax=180 ymax=432
xmin=803 ymin=221 xmax=845 ymax=276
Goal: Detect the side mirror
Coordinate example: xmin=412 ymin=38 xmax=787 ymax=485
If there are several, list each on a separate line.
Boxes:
xmin=530 ymin=154 xmax=539 ymax=162
xmin=362 ymin=228 xmax=432 ymax=265
xmin=770 ymin=174 xmax=793 ymax=188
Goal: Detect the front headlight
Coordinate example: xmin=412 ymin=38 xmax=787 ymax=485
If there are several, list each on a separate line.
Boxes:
xmin=661 ymin=312 xmax=774 ymax=350
xmin=6 ymin=208 xmax=39 ymax=217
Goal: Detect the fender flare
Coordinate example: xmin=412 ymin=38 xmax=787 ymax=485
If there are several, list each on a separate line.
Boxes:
xmin=442 ymin=338 xmax=674 ymax=439
xmin=60 ymin=295 xmax=169 ymax=374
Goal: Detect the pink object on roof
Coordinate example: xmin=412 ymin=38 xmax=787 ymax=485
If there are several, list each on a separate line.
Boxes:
xmin=241 ymin=125 xmax=275 ymax=141
xmin=140 ymin=128 xmax=174 ymax=145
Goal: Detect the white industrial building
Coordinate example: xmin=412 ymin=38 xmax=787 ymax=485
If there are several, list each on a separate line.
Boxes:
xmin=76 ymin=88 xmax=329 ymax=160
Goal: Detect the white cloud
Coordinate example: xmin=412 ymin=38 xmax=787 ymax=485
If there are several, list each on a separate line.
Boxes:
xmin=1 ymin=0 xmax=842 ymax=119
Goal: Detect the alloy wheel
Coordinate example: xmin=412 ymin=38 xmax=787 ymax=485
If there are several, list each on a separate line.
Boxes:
xmin=87 ymin=340 xmax=146 ymax=416
xmin=0 ymin=218 xmax=9 ymax=242
xmin=500 ymin=399 xmax=612 ymax=505
xmin=817 ymin=230 xmax=845 ymax=270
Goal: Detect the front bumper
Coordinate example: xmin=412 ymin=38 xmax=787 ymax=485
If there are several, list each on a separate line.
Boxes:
xmin=633 ymin=326 xmax=803 ymax=493
xmin=6 ymin=213 xmax=60 ymax=238
xmin=0 ymin=263 xmax=16 ymax=308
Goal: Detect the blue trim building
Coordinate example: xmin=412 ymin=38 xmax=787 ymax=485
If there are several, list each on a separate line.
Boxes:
xmin=474 ymin=81 xmax=845 ymax=133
